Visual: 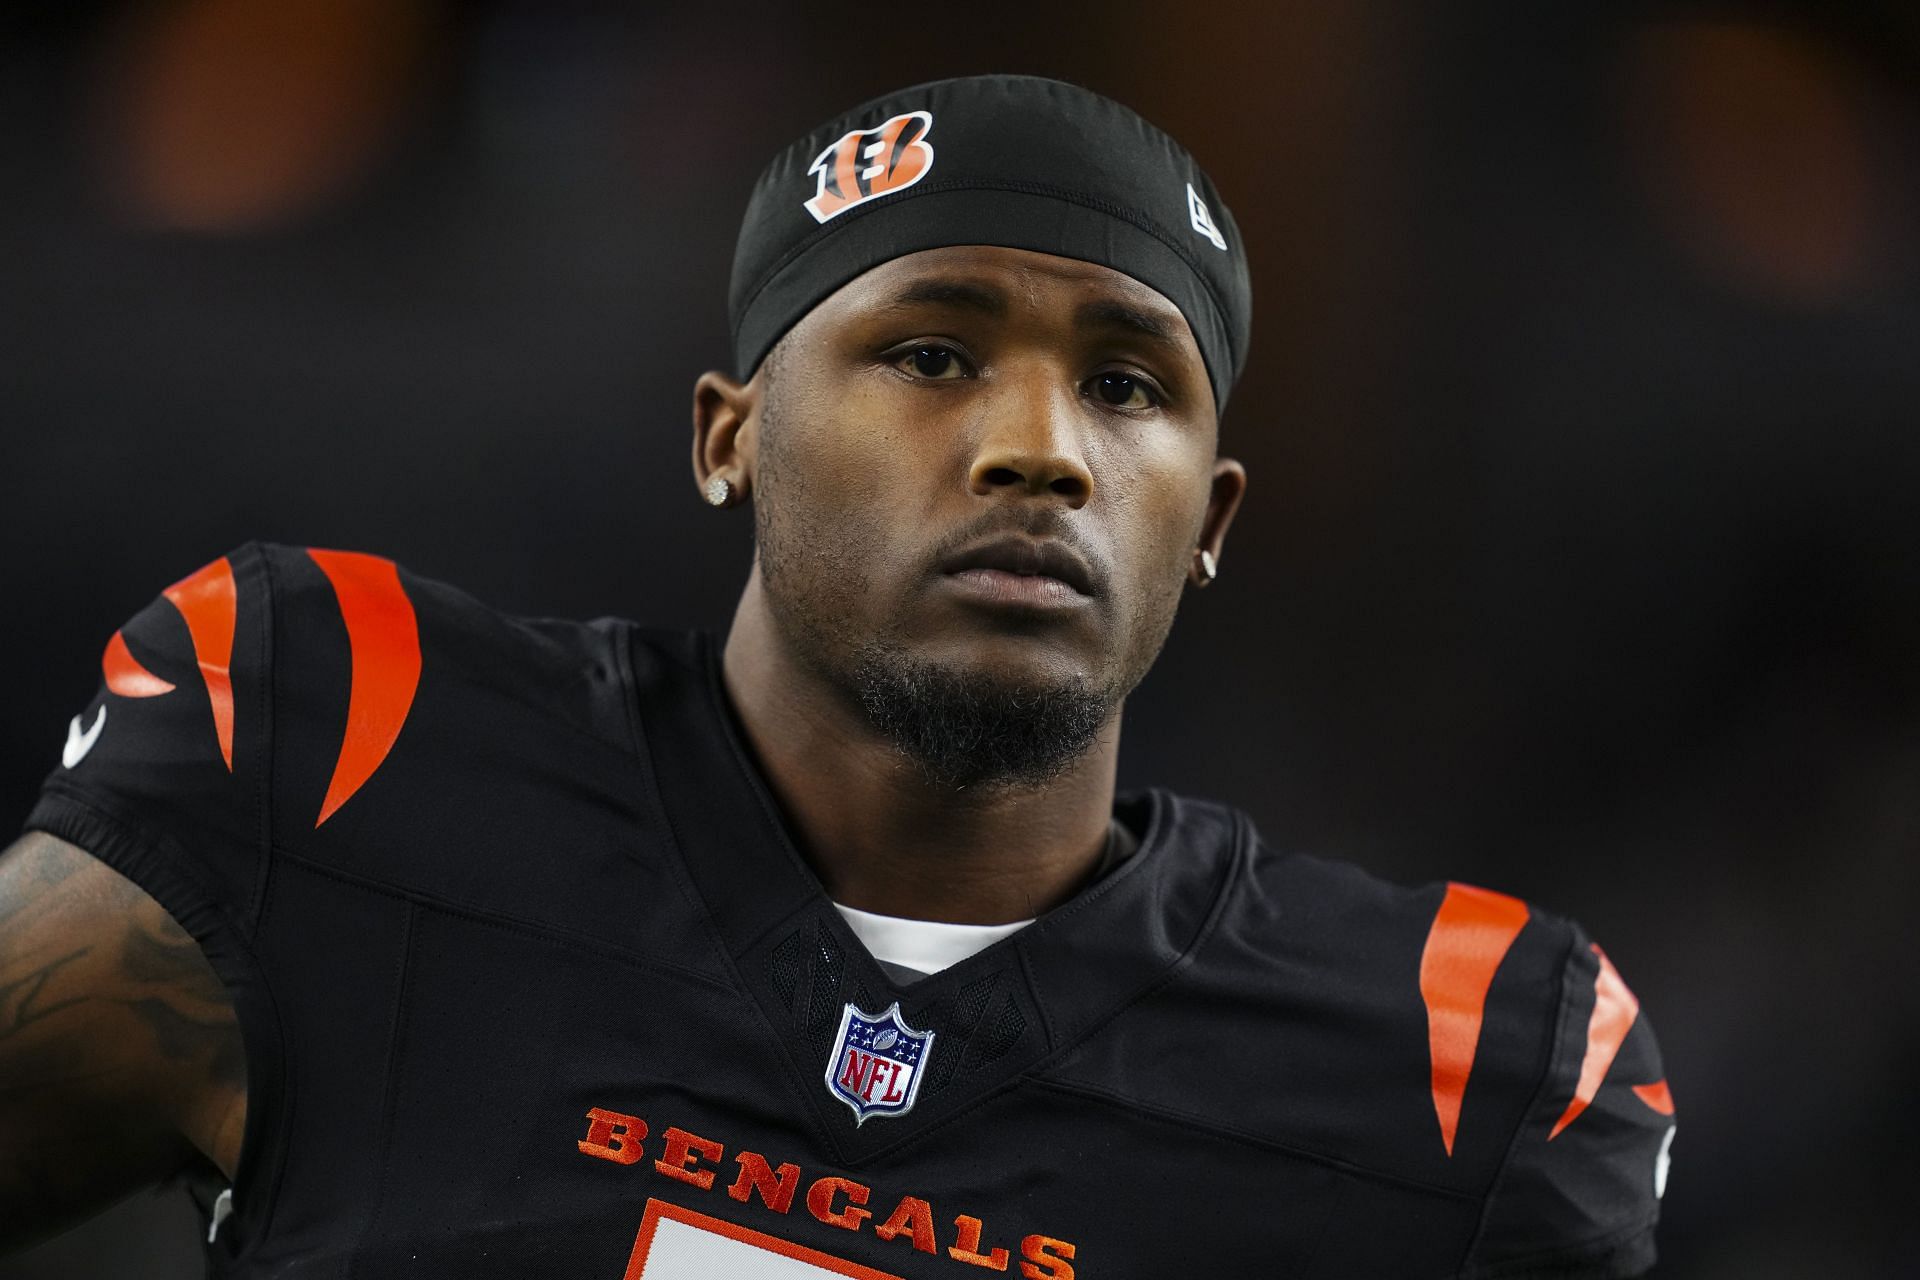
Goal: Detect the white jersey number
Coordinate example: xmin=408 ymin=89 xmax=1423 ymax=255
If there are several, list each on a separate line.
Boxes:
xmin=623 ymin=1200 xmax=902 ymax=1280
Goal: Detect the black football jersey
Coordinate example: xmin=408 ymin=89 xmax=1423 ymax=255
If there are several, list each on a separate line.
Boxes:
xmin=25 ymin=543 xmax=1675 ymax=1278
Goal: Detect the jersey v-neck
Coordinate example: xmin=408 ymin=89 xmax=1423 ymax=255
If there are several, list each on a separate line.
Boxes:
xmin=832 ymin=904 xmax=1035 ymax=984
xmin=621 ymin=629 xmax=1248 ymax=1165
xmin=832 ymin=818 xmax=1139 ymax=982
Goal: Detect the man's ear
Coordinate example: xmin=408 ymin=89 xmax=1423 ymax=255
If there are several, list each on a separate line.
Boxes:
xmin=692 ymin=369 xmax=756 ymax=505
xmin=1191 ymin=457 xmax=1247 ymax=586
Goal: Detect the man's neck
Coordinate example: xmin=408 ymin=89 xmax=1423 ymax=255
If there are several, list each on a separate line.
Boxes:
xmin=720 ymin=580 xmax=1120 ymax=927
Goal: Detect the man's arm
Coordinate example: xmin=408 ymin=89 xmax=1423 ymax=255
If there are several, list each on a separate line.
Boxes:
xmin=1462 ymin=931 xmax=1671 ymax=1278
xmin=0 ymin=830 xmax=246 ymax=1253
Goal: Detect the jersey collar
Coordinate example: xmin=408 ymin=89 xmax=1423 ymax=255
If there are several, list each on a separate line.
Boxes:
xmin=625 ymin=629 xmax=1247 ymax=1162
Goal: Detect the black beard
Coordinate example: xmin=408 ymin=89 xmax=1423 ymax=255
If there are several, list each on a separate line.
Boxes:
xmin=850 ymin=642 xmax=1117 ymax=791
xmin=750 ymin=364 xmax=1132 ymax=791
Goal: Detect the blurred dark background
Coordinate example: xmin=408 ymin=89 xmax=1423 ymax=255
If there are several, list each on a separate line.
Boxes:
xmin=4 ymin=0 xmax=1917 ymax=1275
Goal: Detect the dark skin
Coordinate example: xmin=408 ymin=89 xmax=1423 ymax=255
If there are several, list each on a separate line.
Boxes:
xmin=0 ymin=830 xmax=244 ymax=1251
xmin=0 ymin=242 xmax=1244 ymax=1248
xmin=696 ymin=245 xmax=1245 ymax=923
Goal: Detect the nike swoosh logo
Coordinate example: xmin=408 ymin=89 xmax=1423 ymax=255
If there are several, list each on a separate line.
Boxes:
xmin=63 ymin=705 xmax=106 ymax=768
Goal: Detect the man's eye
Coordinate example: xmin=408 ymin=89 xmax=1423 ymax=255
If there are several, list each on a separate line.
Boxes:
xmin=900 ymin=346 xmax=964 ymax=379
xmin=1092 ymin=372 xmax=1154 ymax=409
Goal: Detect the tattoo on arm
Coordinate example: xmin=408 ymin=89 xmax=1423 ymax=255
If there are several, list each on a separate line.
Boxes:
xmin=0 ymin=831 xmax=248 ymax=1194
xmin=0 ymin=834 xmax=85 ymax=933
xmin=114 ymin=902 xmax=249 ymax=1091
xmin=0 ymin=945 xmax=89 ymax=1042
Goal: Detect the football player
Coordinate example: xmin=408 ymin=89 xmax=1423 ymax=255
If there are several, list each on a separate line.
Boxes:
xmin=1 ymin=75 xmax=1674 ymax=1277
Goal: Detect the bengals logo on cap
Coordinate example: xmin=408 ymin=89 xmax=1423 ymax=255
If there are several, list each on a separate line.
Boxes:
xmin=803 ymin=110 xmax=934 ymax=224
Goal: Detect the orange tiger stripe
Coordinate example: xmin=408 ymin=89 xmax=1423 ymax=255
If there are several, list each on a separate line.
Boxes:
xmin=1632 ymin=1079 xmax=1675 ymax=1116
xmin=308 ymin=549 xmax=420 ymax=826
xmin=1420 ymin=882 xmax=1530 ymax=1156
xmin=162 ymin=557 xmax=237 ymax=769
xmin=102 ymin=629 xmax=175 ymax=697
xmin=1550 ymin=946 xmax=1641 ymax=1138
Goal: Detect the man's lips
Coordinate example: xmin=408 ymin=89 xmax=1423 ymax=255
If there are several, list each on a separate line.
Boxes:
xmin=937 ymin=536 xmax=1098 ymax=606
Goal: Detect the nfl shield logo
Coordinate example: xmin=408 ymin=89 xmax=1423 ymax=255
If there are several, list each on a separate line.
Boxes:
xmin=824 ymin=1002 xmax=935 ymax=1125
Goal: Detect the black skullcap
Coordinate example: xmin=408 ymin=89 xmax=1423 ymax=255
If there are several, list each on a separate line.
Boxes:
xmin=729 ymin=75 xmax=1253 ymax=414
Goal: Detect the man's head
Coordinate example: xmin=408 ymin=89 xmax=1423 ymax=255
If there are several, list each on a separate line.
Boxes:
xmin=695 ymin=77 xmax=1251 ymax=790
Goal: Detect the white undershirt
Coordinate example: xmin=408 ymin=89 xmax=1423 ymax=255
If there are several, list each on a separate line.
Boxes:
xmin=833 ymin=903 xmax=1033 ymax=980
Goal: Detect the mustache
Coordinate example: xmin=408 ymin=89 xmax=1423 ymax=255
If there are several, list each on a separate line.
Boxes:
xmin=924 ymin=509 xmax=1110 ymax=597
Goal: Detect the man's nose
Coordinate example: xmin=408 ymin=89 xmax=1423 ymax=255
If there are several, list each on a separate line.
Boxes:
xmin=966 ymin=368 xmax=1093 ymax=508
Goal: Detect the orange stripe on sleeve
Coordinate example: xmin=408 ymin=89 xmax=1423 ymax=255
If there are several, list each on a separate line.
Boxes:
xmin=308 ymin=549 xmax=421 ymax=827
xmin=1420 ymin=883 xmax=1530 ymax=1156
xmin=1632 ymin=1079 xmax=1675 ymax=1116
xmin=103 ymin=629 xmax=176 ymax=697
xmin=1550 ymin=945 xmax=1642 ymax=1138
xmin=162 ymin=557 xmax=237 ymax=769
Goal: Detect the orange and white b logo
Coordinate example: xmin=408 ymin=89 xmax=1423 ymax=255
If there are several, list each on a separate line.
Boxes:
xmin=802 ymin=110 xmax=935 ymax=224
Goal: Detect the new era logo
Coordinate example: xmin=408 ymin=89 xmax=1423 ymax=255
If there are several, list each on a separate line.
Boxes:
xmin=1187 ymin=182 xmax=1227 ymax=252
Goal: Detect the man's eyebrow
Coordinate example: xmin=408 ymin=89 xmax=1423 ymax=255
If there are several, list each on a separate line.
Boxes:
xmin=1074 ymin=299 xmax=1183 ymax=347
xmin=878 ymin=280 xmax=1008 ymax=315
xmin=876 ymin=281 xmax=1185 ymax=350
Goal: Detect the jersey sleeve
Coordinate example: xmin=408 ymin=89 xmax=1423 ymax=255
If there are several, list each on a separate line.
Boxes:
xmin=23 ymin=544 xmax=276 ymax=954
xmin=1463 ymin=925 xmax=1675 ymax=1279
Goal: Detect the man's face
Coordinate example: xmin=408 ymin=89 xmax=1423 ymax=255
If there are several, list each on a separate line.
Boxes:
xmin=731 ymin=244 xmax=1242 ymax=786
